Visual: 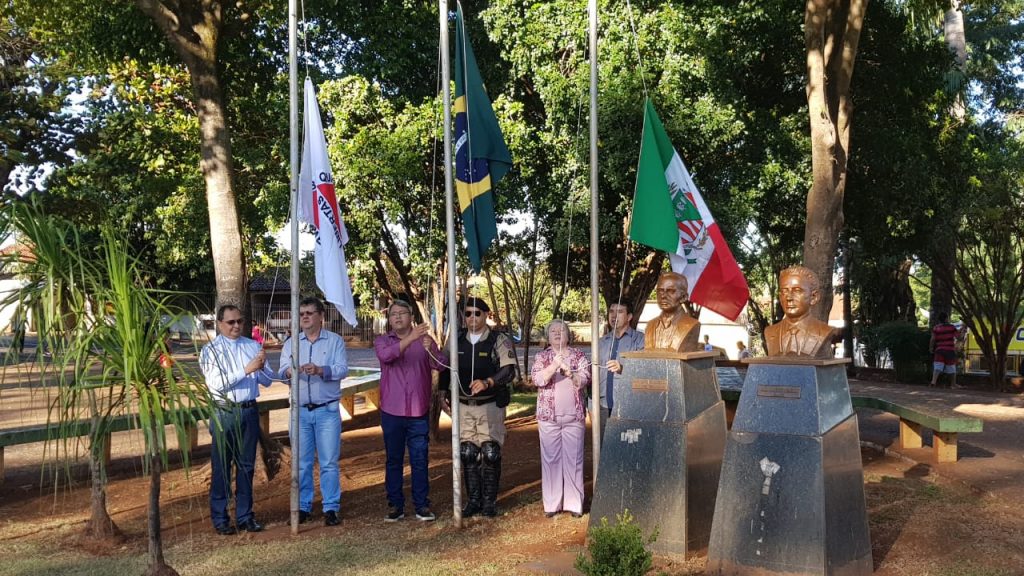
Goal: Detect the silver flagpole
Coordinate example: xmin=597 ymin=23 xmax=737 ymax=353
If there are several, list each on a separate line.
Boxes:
xmin=588 ymin=0 xmax=602 ymax=479
xmin=440 ymin=0 xmax=463 ymax=528
xmin=287 ymin=0 xmax=301 ymax=535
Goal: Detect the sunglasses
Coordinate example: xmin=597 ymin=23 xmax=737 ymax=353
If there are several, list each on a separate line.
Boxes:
xmin=222 ymin=319 xmax=244 ymax=326
xmin=465 ymin=310 xmax=484 ymax=317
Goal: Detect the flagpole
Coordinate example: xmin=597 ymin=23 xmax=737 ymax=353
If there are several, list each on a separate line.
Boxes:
xmin=588 ymin=0 xmax=602 ymax=480
xmin=441 ymin=0 xmax=463 ymax=529
xmin=287 ymin=0 xmax=301 ymax=535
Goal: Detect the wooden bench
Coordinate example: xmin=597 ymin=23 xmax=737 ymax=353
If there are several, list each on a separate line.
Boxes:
xmin=715 ymin=374 xmax=982 ymax=463
xmin=0 ymin=368 xmax=381 ymax=483
xmin=852 ymin=395 xmax=982 ymax=463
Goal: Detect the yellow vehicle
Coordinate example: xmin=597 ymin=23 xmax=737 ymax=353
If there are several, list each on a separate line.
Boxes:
xmin=963 ymin=323 xmax=1024 ymax=374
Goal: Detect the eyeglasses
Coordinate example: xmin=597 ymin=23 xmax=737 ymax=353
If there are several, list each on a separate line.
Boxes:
xmin=465 ymin=310 xmax=484 ymax=317
xmin=222 ymin=319 xmax=244 ymax=326
xmin=298 ymin=311 xmax=319 ymax=317
xmin=389 ymin=310 xmax=411 ymax=317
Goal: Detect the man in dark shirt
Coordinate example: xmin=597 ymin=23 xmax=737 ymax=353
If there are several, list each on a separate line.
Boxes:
xmin=451 ymin=297 xmax=516 ymax=518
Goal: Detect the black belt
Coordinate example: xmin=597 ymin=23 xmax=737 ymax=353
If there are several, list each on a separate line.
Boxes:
xmin=460 ymin=396 xmax=496 ymax=407
xmin=302 ymin=400 xmax=338 ymax=411
xmin=218 ymin=399 xmax=257 ymax=410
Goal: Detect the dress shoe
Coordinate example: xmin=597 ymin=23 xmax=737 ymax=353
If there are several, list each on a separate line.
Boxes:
xmin=238 ymin=519 xmax=264 ymax=533
xmin=545 ymin=511 xmax=559 ymax=518
xmin=570 ymin=512 xmax=584 ymax=519
xmin=215 ymin=525 xmax=237 ymax=536
xmin=324 ymin=510 xmax=340 ymax=526
xmin=298 ymin=510 xmax=310 ymax=524
xmin=482 ymin=505 xmax=497 ymax=518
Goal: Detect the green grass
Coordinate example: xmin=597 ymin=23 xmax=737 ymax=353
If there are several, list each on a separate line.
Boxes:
xmin=0 ymin=529 xmax=522 ymax=576
xmin=933 ymin=563 xmax=1015 ymax=576
xmin=0 ymin=494 xmax=553 ymax=576
xmin=506 ymin=392 xmax=537 ymax=418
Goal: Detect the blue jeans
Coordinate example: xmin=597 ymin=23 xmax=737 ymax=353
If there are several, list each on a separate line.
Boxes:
xmin=209 ymin=404 xmax=260 ymax=529
xmin=381 ymin=411 xmax=430 ymax=510
xmin=292 ymin=401 xmax=342 ymax=513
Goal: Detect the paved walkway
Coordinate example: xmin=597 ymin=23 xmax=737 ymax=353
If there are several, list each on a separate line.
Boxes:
xmin=849 ymin=379 xmax=1024 ymax=505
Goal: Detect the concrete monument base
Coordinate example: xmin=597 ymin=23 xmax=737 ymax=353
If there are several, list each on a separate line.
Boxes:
xmin=589 ymin=350 xmax=726 ymax=556
xmin=707 ymin=358 xmax=872 ymax=575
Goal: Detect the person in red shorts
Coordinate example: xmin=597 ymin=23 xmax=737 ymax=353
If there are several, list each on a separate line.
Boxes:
xmin=930 ymin=312 xmax=960 ymax=388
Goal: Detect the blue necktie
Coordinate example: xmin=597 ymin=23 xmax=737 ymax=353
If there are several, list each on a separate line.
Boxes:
xmin=605 ymin=336 xmax=620 ymax=410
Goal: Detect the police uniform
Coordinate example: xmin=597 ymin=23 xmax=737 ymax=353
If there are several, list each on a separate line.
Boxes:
xmin=456 ymin=302 xmax=516 ymax=518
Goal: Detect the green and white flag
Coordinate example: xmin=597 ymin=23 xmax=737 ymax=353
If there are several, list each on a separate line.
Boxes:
xmin=629 ymin=99 xmax=749 ymax=321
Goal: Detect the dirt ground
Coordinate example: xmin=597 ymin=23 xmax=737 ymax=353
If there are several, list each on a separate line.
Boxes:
xmin=2 ymin=397 xmax=1023 ymax=576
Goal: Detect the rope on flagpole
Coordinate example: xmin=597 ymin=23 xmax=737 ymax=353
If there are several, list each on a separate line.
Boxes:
xmin=300 ymin=0 xmax=310 ymax=79
xmin=425 ymin=33 xmax=444 ymax=333
xmin=264 ymin=0 xmax=312 ymax=340
xmin=554 ymin=88 xmax=588 ymax=319
xmin=612 ymin=0 xmax=653 ymax=314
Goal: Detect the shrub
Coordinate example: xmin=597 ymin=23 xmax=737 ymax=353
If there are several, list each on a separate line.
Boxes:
xmin=575 ymin=509 xmax=657 ymax=576
xmin=876 ymin=321 xmax=931 ymax=383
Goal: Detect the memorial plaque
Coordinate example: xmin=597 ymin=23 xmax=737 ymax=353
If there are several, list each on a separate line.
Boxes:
xmin=757 ymin=385 xmax=801 ymax=399
xmin=633 ymin=378 xmax=669 ymax=393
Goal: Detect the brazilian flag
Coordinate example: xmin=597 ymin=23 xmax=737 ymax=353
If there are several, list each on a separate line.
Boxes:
xmin=454 ymin=5 xmax=512 ymax=273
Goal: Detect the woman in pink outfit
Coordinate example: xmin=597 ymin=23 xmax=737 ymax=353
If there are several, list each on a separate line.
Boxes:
xmin=529 ymin=319 xmax=591 ymax=518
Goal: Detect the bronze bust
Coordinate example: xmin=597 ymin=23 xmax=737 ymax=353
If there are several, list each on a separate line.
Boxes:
xmin=763 ymin=266 xmax=835 ymax=358
xmin=644 ymin=271 xmax=701 ymax=352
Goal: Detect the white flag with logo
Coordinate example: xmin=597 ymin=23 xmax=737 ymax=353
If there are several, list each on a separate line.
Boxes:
xmin=299 ymin=77 xmax=356 ymax=327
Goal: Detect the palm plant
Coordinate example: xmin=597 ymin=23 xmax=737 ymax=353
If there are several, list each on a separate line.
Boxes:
xmin=2 ymin=199 xmax=212 ymax=575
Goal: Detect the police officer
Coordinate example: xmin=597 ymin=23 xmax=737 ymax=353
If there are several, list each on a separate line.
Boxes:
xmin=455 ymin=297 xmax=516 ymax=517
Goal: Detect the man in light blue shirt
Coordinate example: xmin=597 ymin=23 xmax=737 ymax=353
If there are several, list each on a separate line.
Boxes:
xmin=596 ymin=302 xmax=645 ymax=440
xmin=279 ymin=296 xmax=349 ymax=527
xmin=200 ymin=304 xmax=275 ymax=535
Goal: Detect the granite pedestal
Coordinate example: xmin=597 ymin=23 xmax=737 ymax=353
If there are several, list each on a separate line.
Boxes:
xmin=706 ymin=358 xmax=872 ymax=575
xmin=589 ymin=350 xmax=726 ymax=556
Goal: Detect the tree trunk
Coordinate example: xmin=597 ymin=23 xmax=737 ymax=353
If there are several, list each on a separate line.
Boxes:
xmin=135 ymin=0 xmax=248 ymax=316
xmin=926 ymin=2 xmax=967 ymax=321
xmin=84 ymin=433 xmax=122 ymax=541
xmin=521 ymin=227 xmax=541 ymax=376
xmin=943 ymin=2 xmax=968 ymax=122
xmin=143 ymin=422 xmax=179 ymax=576
xmin=803 ymin=0 xmax=867 ymax=321
xmin=930 ymin=234 xmax=956 ymax=325
xmin=842 ymin=240 xmax=854 ymax=359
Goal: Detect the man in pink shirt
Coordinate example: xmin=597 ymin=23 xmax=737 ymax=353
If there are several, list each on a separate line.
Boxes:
xmin=374 ymin=300 xmax=447 ymax=522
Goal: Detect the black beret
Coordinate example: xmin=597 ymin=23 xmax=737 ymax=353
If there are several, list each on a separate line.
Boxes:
xmin=464 ymin=297 xmax=490 ymax=313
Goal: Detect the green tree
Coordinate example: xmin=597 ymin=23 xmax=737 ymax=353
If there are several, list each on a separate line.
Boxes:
xmin=3 ymin=199 xmax=210 ymax=575
xmin=0 ymin=13 xmax=70 ymax=192
xmin=9 ymin=0 xmax=298 ymax=311
xmin=934 ymin=127 xmax=1024 ymax=387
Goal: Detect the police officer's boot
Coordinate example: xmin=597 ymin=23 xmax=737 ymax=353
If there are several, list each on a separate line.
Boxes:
xmin=460 ymin=442 xmax=483 ymax=517
xmin=481 ymin=441 xmax=502 ymax=517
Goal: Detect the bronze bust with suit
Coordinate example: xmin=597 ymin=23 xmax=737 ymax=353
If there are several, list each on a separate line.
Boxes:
xmin=644 ymin=271 xmax=701 ymax=353
xmin=763 ymin=266 xmax=835 ymax=358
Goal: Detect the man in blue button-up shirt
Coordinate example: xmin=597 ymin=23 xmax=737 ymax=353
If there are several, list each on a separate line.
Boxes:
xmin=200 ymin=304 xmax=275 ymax=535
xmin=596 ymin=303 xmax=645 ymax=441
xmin=279 ymin=297 xmax=349 ymax=527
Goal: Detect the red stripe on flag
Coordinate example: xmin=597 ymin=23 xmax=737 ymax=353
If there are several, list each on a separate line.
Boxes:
xmin=688 ymin=223 xmax=750 ymax=321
